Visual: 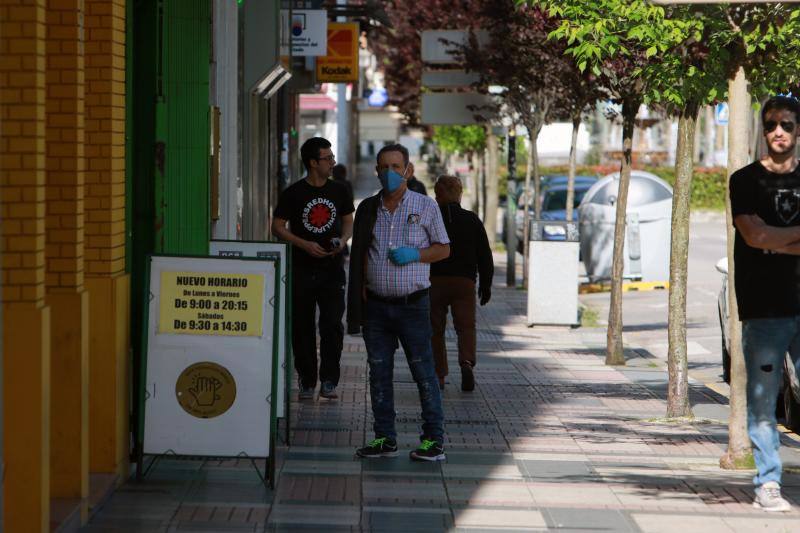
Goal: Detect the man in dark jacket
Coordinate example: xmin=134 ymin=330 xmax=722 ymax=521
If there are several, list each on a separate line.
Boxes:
xmin=402 ymin=159 xmax=428 ymax=196
xmin=430 ymin=175 xmax=494 ymax=391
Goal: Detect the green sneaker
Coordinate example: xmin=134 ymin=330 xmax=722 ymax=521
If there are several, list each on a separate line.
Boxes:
xmin=356 ymin=437 xmax=398 ymax=458
xmin=410 ymin=439 xmax=446 ymax=462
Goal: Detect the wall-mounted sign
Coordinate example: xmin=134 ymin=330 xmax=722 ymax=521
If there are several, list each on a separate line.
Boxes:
xmin=159 ymin=272 xmax=265 ymax=336
xmin=316 ymin=22 xmax=359 ymax=82
xmin=280 ymin=9 xmax=327 ymax=57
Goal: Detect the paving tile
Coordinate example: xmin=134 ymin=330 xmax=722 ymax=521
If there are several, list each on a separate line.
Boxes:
xmin=544 ymin=508 xmax=636 ymax=532
xmin=362 ymin=507 xmax=454 ymax=531
xmin=632 ymin=513 xmax=734 ymax=532
xmin=267 ymin=504 xmax=360 ymax=527
xmin=517 ymin=459 xmax=594 ymax=482
xmin=452 ymin=507 xmax=547 ymax=529
xmin=281 ymin=459 xmax=361 ymax=476
xmin=442 ymin=463 xmax=523 ymax=480
xmin=526 ymin=482 xmax=621 ymax=507
xmin=722 ymin=516 xmax=800 ymax=531
xmin=446 ymin=480 xmax=534 ymax=506
xmin=363 ymin=479 xmax=447 ymax=505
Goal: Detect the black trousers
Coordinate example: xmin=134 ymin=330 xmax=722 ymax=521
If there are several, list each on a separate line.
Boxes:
xmin=292 ymin=266 xmax=346 ymax=388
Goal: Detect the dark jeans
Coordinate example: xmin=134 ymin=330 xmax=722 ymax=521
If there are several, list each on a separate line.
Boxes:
xmin=363 ymin=294 xmax=445 ymax=443
xmin=292 ymin=266 xmax=345 ymax=389
xmin=430 ymin=276 xmax=477 ymax=378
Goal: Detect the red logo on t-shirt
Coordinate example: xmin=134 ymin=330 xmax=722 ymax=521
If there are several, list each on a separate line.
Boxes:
xmin=302 ymin=198 xmax=337 ymax=234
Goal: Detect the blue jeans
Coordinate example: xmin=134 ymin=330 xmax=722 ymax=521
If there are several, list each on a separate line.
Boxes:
xmin=742 ymin=316 xmax=800 ymax=487
xmin=363 ymin=294 xmax=445 ymax=443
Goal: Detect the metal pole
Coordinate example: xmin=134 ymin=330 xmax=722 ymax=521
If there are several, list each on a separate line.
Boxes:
xmin=506 ymin=130 xmax=517 ymax=287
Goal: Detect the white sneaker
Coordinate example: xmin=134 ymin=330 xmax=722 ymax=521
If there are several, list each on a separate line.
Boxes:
xmin=753 ymin=482 xmax=792 ymax=512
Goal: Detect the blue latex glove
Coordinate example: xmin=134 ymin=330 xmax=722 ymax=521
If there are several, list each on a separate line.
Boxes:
xmin=389 ymin=247 xmax=420 ymax=266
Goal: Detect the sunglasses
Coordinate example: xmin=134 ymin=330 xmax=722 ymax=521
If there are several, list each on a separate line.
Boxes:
xmin=764 ymin=120 xmax=796 ymax=134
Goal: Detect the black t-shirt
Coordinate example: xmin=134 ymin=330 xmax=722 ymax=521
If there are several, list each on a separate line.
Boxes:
xmin=274 ymin=178 xmax=354 ymax=270
xmin=730 ymin=161 xmax=800 ymax=319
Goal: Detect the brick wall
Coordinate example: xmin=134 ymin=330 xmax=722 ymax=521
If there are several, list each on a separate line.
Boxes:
xmin=46 ymin=0 xmax=85 ymax=291
xmin=1 ymin=0 xmax=48 ymax=305
xmin=84 ymin=0 xmax=126 ymax=277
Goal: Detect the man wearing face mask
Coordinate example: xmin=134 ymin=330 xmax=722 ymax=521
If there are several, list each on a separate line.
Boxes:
xmin=347 ymin=143 xmax=451 ymax=461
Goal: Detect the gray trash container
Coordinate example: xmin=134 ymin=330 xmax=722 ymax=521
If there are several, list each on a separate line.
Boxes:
xmin=527 ymin=220 xmax=580 ymax=326
xmin=578 ymin=170 xmax=673 ymax=283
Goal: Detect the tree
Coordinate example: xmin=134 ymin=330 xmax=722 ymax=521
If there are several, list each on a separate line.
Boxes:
xmin=539 ymin=0 xmax=671 ymax=365
xmin=636 ymin=6 xmax=730 ymax=418
xmin=432 ymin=125 xmax=487 ymax=212
xmin=458 ymin=0 xmax=573 ymax=286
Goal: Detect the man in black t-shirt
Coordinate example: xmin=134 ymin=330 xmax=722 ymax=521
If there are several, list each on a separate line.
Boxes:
xmin=731 ymin=96 xmax=800 ymax=513
xmin=272 ymin=137 xmax=355 ymax=400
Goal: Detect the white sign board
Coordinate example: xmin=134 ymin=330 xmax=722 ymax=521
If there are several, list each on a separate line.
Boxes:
xmin=210 ymin=241 xmax=289 ymax=420
xmin=421 ymin=92 xmax=496 ymax=125
xmin=421 ymin=29 xmax=488 ymax=64
xmin=280 ymin=9 xmax=327 ymax=56
xmin=144 ymin=256 xmax=278 ymax=457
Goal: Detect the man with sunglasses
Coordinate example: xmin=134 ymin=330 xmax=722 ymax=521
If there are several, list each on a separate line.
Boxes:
xmin=272 ymin=137 xmax=354 ymax=401
xmin=730 ymin=95 xmax=800 ymax=512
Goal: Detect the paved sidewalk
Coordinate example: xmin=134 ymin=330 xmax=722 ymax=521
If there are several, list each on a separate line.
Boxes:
xmin=86 ymin=255 xmax=800 ymax=532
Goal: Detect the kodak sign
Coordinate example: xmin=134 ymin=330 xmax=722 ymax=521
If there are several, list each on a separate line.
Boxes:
xmin=316 ymin=22 xmax=359 ymax=83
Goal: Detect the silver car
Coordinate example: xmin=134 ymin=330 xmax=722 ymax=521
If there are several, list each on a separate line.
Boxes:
xmin=716 ymin=257 xmax=800 ymax=431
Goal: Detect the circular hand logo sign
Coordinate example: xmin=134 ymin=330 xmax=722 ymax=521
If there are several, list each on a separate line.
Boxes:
xmin=175 ymin=362 xmax=236 ymax=419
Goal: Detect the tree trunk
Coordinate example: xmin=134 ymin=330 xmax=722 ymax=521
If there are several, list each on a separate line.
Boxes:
xmin=506 ymin=130 xmax=517 ymax=287
xmin=666 ymin=106 xmax=698 ymax=419
xmin=606 ymin=98 xmax=638 ymax=366
xmin=471 ymin=151 xmax=481 ymax=213
xmin=485 ymin=128 xmax=499 ymax=249
xmin=565 ymin=116 xmax=581 ymax=222
xmin=720 ymin=67 xmax=753 ymax=470
xmin=522 ymin=124 xmax=541 ymax=289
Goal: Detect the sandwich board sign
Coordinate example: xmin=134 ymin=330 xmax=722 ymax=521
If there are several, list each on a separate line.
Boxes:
xmin=210 ymin=240 xmax=292 ymax=441
xmin=140 ymin=255 xmax=280 ymax=480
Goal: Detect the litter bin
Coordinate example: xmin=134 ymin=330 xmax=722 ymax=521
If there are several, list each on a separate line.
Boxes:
xmin=527 ymin=220 xmax=580 ymax=326
xmin=578 ymin=170 xmax=673 ymax=283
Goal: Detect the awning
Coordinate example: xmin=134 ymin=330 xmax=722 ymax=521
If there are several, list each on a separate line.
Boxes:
xmin=300 ymin=93 xmax=337 ymax=111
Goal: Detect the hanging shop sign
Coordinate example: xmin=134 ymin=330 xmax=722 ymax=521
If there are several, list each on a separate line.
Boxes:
xmin=316 ymin=22 xmax=359 ymax=83
xmin=280 ymin=9 xmax=328 ymax=56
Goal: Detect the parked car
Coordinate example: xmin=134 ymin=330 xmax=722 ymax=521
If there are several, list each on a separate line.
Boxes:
xmin=509 ymin=175 xmax=598 ymax=250
xmin=716 ymin=257 xmax=800 ymax=432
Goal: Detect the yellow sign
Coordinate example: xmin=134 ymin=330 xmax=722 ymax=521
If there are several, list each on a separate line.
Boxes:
xmin=316 ymin=22 xmax=359 ymax=82
xmin=159 ymin=271 xmax=265 ymax=336
xmin=175 ymin=362 xmax=237 ymax=419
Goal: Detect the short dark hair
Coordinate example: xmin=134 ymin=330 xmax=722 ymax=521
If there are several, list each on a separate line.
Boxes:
xmin=332 ymin=164 xmax=347 ymax=180
xmin=761 ymin=96 xmax=800 ymax=124
xmin=376 ymin=143 xmax=409 ymax=166
xmin=300 ymin=137 xmax=332 ymax=171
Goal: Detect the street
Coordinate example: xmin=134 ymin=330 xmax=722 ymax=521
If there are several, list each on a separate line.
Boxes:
xmin=581 ymin=211 xmax=730 ymax=393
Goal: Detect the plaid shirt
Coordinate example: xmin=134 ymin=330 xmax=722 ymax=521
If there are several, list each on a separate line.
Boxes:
xmin=366 ymin=190 xmax=450 ymax=297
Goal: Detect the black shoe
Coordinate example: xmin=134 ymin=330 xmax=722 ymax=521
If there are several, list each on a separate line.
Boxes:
xmin=356 ymin=437 xmax=398 ymax=458
xmin=410 ymin=439 xmax=446 ymax=462
xmin=461 ymin=364 xmax=474 ymax=392
xmin=319 ymin=381 xmax=338 ymax=399
xmin=298 ymin=386 xmax=315 ymax=400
